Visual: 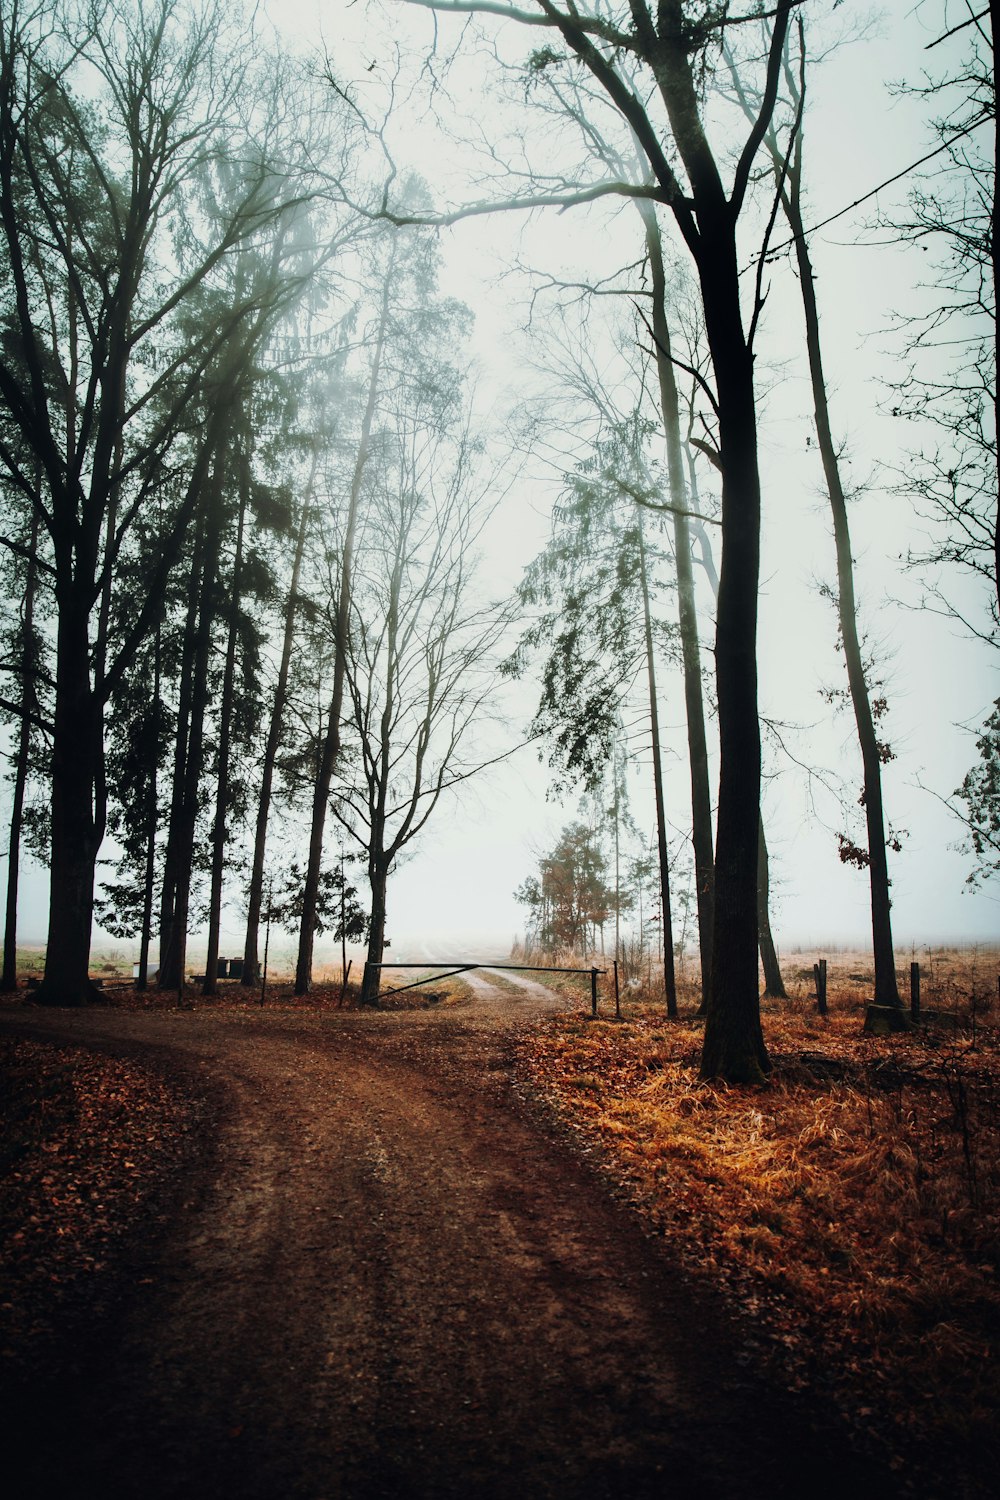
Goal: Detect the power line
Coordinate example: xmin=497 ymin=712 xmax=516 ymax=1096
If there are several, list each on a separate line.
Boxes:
xmin=745 ymin=110 xmax=992 ymax=272
xmin=926 ymin=7 xmax=991 ymax=50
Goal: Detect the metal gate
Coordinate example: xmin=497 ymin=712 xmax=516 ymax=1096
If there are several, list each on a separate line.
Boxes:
xmin=365 ymin=961 xmax=608 ymax=1016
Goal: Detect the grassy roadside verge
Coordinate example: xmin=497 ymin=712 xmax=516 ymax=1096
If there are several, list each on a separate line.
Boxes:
xmin=513 ymin=996 xmax=1000 ymax=1497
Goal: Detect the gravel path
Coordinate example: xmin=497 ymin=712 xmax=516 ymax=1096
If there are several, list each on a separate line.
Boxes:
xmin=1 ymin=994 xmax=896 ymax=1500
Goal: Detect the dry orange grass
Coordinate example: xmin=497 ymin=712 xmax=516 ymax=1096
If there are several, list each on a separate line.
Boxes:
xmin=515 ymin=953 xmax=1000 ymax=1495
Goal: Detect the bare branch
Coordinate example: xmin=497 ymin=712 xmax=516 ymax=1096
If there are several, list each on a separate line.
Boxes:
xmin=0 ymin=532 xmax=56 ymax=578
xmin=375 ymin=177 xmax=664 ymax=227
xmin=730 ymin=0 xmax=797 ymax=215
xmin=635 ymin=302 xmax=720 ymax=415
xmin=400 ymin=0 xmax=638 ymax=49
xmin=925 ymin=7 xmax=991 ymax=50
xmin=0 ymin=695 xmax=53 ymax=738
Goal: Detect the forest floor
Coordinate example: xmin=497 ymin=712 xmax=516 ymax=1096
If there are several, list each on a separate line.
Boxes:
xmin=0 ymin=957 xmax=996 ymax=1498
xmin=513 ymin=951 xmax=1000 ymax=1499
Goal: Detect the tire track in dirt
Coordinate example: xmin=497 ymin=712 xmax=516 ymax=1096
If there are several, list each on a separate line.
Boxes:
xmin=1 ymin=1002 xmax=898 ymax=1500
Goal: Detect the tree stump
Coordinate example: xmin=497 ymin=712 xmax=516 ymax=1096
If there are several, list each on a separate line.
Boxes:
xmin=863 ymin=1004 xmax=914 ymax=1036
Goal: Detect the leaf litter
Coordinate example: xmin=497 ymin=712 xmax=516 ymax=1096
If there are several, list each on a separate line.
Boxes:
xmin=513 ymin=995 xmax=1000 ymax=1498
xmin=1 ymin=1036 xmax=204 ymax=1375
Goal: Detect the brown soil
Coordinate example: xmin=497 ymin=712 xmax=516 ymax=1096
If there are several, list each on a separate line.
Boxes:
xmin=1 ymin=980 xmax=901 ymax=1500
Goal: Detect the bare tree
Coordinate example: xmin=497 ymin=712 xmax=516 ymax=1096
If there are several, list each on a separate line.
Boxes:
xmin=726 ymin=23 xmax=904 ymax=1011
xmin=336 ymin=406 xmax=508 ymax=1006
xmin=385 ymin=0 xmax=800 ymax=1079
xmin=293 ymin=254 xmax=394 ymax=995
xmin=886 ymin=0 xmax=998 ymax=641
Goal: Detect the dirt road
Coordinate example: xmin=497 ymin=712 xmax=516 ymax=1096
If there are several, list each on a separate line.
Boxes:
xmin=1 ymin=983 xmax=896 ymax=1500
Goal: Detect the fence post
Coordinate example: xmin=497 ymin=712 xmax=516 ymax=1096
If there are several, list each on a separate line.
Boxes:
xmin=591 ymin=967 xmax=598 ymax=1019
xmin=614 ymin=958 xmax=620 ymax=1019
xmin=910 ymin=961 xmax=921 ymax=1021
xmin=814 ymin=959 xmax=827 ymax=1016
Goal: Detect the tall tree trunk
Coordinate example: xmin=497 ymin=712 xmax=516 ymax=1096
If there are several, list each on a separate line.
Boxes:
xmin=357 ymin=481 xmax=408 ymax=1010
xmin=640 ymin=204 xmax=716 ymax=1004
xmin=648 ymin=0 xmax=779 ymax=1080
xmin=774 ymin=88 xmax=902 ymax=1008
xmin=295 ymin=277 xmax=391 ymax=994
xmin=242 ymin=457 xmax=315 ymax=986
xmin=203 ymin=456 xmax=248 ymax=996
xmin=135 ymin=619 xmax=161 ymax=991
xmin=361 ymin=859 xmax=388 ymax=1007
xmin=696 ymin=240 xmax=767 ymax=1081
xmin=1 ymin=510 xmax=39 ymax=992
xmin=158 ymin=523 xmax=204 ymax=987
xmin=158 ymin=455 xmax=226 ymax=992
xmin=637 ymin=517 xmax=678 ymax=1016
xmin=613 ymin=768 xmax=620 ymax=963
xmin=35 ymin=589 xmax=104 ymax=1006
xmin=687 ymin=464 xmax=788 ymax=1000
xmin=757 ymin=814 xmax=787 ymax=998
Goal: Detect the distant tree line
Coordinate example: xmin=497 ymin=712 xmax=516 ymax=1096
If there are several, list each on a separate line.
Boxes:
xmin=0 ymin=0 xmax=504 ymax=1007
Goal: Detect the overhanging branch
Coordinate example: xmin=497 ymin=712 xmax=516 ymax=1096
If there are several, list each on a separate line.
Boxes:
xmin=375 ymin=178 xmax=665 ymax=227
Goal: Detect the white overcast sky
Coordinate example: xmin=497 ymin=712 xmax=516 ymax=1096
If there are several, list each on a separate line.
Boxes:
xmin=8 ymin=0 xmax=999 ymax=964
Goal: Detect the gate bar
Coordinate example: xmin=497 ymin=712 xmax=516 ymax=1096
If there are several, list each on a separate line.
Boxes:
xmin=366 ymin=962 xmax=607 ymax=975
xmin=376 ymin=964 xmax=477 ymax=996
xmin=366 ymin=960 xmax=607 ymax=1005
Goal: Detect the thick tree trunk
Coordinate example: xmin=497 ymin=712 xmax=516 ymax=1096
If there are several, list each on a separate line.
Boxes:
xmin=643 ymin=0 xmax=779 ymax=1082
xmin=203 ymin=463 xmax=248 ymax=996
xmin=1 ymin=707 xmax=30 ymax=993
xmin=242 ymin=461 xmax=314 ymax=986
xmin=361 ymin=863 xmax=388 ymax=1007
xmin=684 ymin=456 xmax=787 ymax=1001
xmin=295 ymin=284 xmax=389 ymax=994
xmin=637 ymin=519 xmax=677 ymax=1016
xmin=35 ymin=595 xmax=104 ymax=1006
xmin=1 ymin=512 xmax=39 ymax=992
xmin=696 ymin=243 xmax=768 ymax=1082
xmin=640 ymin=204 xmax=716 ymax=1007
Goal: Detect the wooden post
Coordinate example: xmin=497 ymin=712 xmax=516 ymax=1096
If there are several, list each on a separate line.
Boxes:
xmin=910 ymin=961 xmax=921 ymax=1021
xmin=814 ymin=958 xmax=827 ymax=1016
xmin=591 ymin=966 xmax=598 ymax=1019
xmin=614 ymin=958 xmax=621 ymax=1020
xmin=340 ymin=846 xmax=347 ymax=989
